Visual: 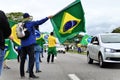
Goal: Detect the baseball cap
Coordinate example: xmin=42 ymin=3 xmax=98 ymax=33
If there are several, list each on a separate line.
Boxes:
xmin=23 ymin=13 xmax=30 ymax=18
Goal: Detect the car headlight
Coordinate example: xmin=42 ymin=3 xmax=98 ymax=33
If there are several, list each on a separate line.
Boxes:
xmin=104 ymin=48 xmax=115 ymax=53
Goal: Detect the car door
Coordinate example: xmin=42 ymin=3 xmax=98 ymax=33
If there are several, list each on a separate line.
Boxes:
xmin=88 ymin=37 xmax=96 ymax=59
xmin=91 ymin=37 xmax=100 ymax=60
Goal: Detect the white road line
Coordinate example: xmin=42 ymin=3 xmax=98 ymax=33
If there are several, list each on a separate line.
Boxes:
xmin=68 ymin=74 xmax=81 ymax=80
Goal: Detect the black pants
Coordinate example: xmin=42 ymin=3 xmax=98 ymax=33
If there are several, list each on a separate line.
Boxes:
xmin=17 ymin=49 xmax=22 ymax=62
xmin=20 ymin=44 xmax=35 ymax=77
xmin=47 ymin=54 xmax=54 ymax=63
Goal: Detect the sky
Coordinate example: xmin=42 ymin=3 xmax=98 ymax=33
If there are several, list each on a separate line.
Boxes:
xmin=0 ymin=0 xmax=120 ymax=35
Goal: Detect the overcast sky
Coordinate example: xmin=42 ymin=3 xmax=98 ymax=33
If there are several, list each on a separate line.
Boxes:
xmin=0 ymin=0 xmax=120 ymax=35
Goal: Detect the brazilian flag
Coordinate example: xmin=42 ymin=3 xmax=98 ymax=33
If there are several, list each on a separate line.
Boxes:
xmin=4 ymin=39 xmax=17 ymax=60
xmin=9 ymin=20 xmax=21 ymax=46
xmin=35 ymin=30 xmax=45 ymax=47
xmin=80 ymin=35 xmax=92 ymax=46
xmin=50 ymin=0 xmax=85 ymax=43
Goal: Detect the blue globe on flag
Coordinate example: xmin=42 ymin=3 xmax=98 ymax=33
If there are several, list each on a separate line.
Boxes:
xmin=35 ymin=30 xmax=41 ymax=38
xmin=44 ymin=34 xmax=49 ymax=39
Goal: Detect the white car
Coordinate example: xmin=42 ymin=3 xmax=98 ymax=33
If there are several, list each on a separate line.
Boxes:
xmin=56 ymin=45 xmax=66 ymax=54
xmin=43 ymin=44 xmax=66 ymax=54
xmin=87 ymin=33 xmax=120 ymax=68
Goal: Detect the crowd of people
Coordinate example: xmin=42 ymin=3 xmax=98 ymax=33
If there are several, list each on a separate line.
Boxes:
xmin=0 ymin=10 xmax=57 ymax=79
xmin=0 ymin=10 xmax=85 ymax=80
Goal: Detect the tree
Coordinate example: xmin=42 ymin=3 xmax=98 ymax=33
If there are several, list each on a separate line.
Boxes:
xmin=6 ymin=12 xmax=23 ymax=23
xmin=112 ymin=27 xmax=120 ymax=33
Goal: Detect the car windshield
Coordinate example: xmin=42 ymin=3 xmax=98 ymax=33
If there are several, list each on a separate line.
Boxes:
xmin=101 ymin=34 xmax=120 ymax=43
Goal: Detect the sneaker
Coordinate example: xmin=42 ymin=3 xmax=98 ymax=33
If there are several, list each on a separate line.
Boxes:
xmin=21 ymin=76 xmax=25 ymax=79
xmin=36 ymin=70 xmax=42 ymax=73
xmin=51 ymin=62 xmax=54 ymax=64
xmin=4 ymin=66 xmax=11 ymax=69
xmin=47 ymin=61 xmax=49 ymax=64
xmin=26 ymin=70 xmax=29 ymax=73
xmin=29 ymin=75 xmax=39 ymax=79
xmin=54 ymin=57 xmax=57 ymax=59
xmin=40 ymin=60 xmax=42 ymax=63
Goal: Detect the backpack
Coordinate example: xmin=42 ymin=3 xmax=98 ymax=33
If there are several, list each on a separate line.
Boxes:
xmin=16 ymin=22 xmax=30 ymax=40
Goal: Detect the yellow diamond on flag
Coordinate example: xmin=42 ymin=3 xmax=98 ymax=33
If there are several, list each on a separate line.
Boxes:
xmin=11 ymin=24 xmax=21 ymax=45
xmin=59 ymin=12 xmax=81 ymax=34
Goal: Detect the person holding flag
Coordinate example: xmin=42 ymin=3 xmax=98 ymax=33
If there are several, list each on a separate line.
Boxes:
xmin=19 ymin=13 xmax=52 ymax=79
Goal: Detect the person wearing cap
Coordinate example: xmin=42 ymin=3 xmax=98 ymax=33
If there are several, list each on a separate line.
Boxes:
xmin=19 ymin=13 xmax=52 ymax=79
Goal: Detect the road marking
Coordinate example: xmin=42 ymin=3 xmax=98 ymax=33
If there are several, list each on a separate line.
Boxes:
xmin=68 ymin=74 xmax=81 ymax=80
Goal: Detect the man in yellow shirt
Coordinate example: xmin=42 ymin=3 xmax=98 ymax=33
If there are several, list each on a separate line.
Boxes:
xmin=47 ymin=32 xmax=57 ymax=63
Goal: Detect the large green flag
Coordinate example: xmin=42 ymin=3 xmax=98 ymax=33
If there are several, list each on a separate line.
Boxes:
xmin=4 ymin=39 xmax=17 ymax=60
xmin=50 ymin=0 xmax=85 ymax=43
xmin=9 ymin=20 xmax=17 ymax=28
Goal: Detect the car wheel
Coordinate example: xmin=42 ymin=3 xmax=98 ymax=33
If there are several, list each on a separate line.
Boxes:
xmin=99 ymin=54 xmax=106 ymax=68
xmin=87 ymin=53 xmax=93 ymax=64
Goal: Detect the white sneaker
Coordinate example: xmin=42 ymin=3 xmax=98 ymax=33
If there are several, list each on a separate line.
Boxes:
xmin=54 ymin=57 xmax=57 ymax=59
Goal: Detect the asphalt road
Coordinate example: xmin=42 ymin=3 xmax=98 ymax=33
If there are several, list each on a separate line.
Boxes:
xmin=1 ymin=52 xmax=120 ymax=80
